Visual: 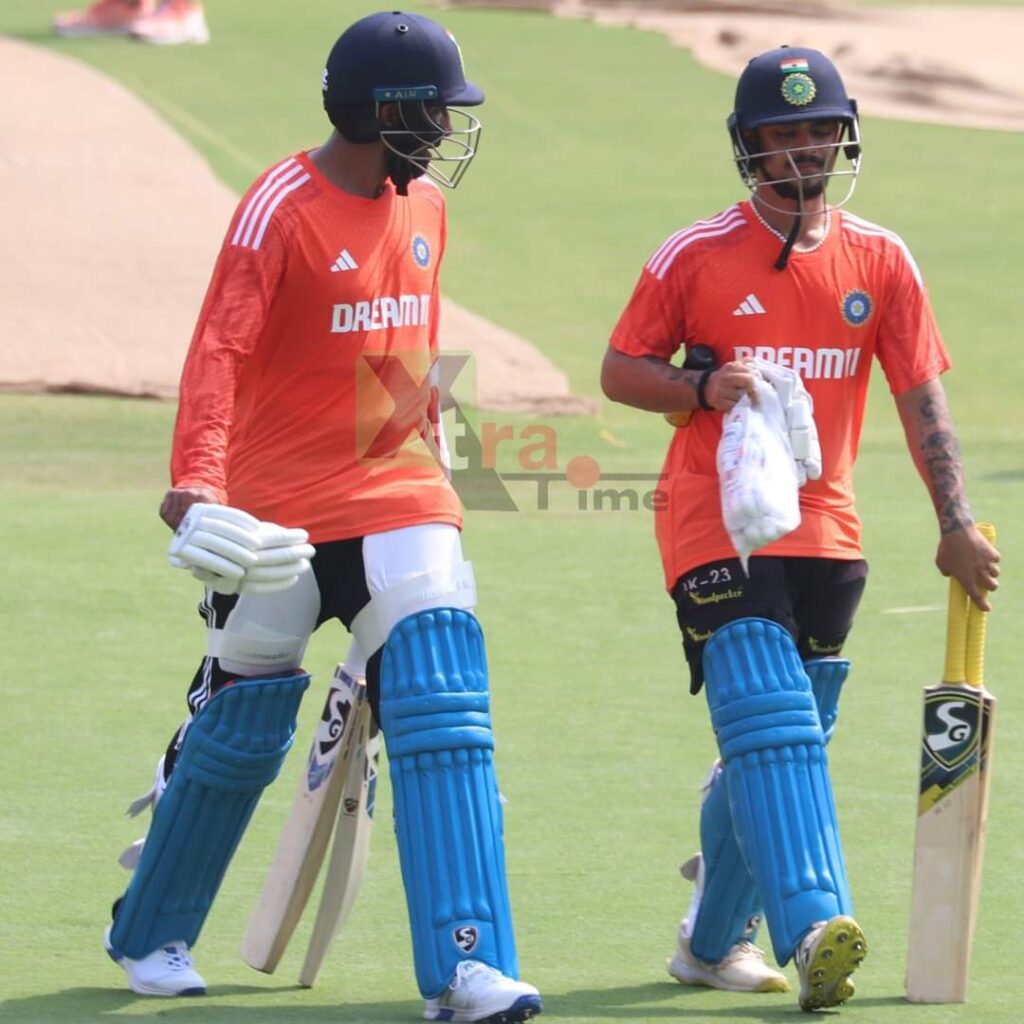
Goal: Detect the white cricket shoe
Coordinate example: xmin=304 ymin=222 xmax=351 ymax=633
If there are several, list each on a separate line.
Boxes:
xmin=104 ymin=925 xmax=207 ymax=996
xmin=129 ymin=0 xmax=209 ymax=44
xmin=794 ymin=916 xmax=867 ymax=1011
xmin=668 ymin=923 xmax=789 ymax=993
xmin=423 ymin=960 xmax=542 ymax=1022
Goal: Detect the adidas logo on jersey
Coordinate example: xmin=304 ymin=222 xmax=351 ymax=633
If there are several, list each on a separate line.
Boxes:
xmin=732 ymin=293 xmax=766 ymax=316
xmin=330 ymin=249 xmax=358 ymax=272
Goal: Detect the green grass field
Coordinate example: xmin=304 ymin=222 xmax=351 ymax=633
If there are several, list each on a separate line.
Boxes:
xmin=1 ymin=2 xmax=1022 ymax=1022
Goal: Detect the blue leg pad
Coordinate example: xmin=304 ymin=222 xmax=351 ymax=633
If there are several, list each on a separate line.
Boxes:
xmin=690 ymin=765 xmax=763 ymax=963
xmin=704 ymin=618 xmax=851 ymax=964
xmin=804 ymin=658 xmax=849 ymax=744
xmin=691 ymin=657 xmax=850 ymax=961
xmin=380 ymin=609 xmax=517 ymax=998
xmin=109 ymin=673 xmax=309 ymax=958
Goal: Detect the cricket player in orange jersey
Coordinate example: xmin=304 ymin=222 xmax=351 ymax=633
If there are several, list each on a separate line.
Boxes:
xmin=103 ymin=13 xmax=541 ymax=1021
xmin=601 ymin=46 xmax=999 ymax=1011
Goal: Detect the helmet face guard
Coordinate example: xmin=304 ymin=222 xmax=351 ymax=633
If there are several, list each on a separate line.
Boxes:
xmin=375 ymin=86 xmax=482 ymax=190
xmin=322 ymin=12 xmax=484 ymax=191
xmin=728 ymin=113 xmax=861 ymax=213
xmin=728 ymin=47 xmax=862 ymax=212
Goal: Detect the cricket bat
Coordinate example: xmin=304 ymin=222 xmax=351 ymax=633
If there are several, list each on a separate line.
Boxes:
xmin=299 ymin=699 xmax=381 ymax=987
xmin=906 ymin=522 xmax=996 ymax=1003
xmin=240 ymin=666 xmax=364 ymax=973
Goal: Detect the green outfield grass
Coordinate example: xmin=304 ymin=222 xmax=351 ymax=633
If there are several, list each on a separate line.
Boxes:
xmin=2 ymin=2 xmax=1022 ymax=1022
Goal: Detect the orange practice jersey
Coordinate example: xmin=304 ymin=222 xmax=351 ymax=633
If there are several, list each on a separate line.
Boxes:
xmin=171 ymin=152 xmax=461 ymax=544
xmin=610 ymin=200 xmax=950 ymax=590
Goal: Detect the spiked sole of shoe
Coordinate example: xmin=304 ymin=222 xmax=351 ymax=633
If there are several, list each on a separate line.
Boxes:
xmin=799 ymin=916 xmax=868 ymax=1012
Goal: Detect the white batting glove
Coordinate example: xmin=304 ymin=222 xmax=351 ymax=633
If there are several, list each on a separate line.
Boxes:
xmin=748 ymin=359 xmax=822 ymax=486
xmin=168 ymin=504 xmax=262 ymax=590
xmin=237 ymin=521 xmax=315 ymax=594
xmin=169 ymin=504 xmax=315 ymax=595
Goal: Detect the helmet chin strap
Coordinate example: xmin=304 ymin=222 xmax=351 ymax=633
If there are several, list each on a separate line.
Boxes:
xmin=768 ymin=177 xmax=816 ymax=271
xmin=774 ymin=212 xmax=801 ymax=271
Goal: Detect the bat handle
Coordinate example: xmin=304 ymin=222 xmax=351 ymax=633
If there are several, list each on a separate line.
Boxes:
xmin=943 ymin=575 xmax=969 ymax=685
xmin=965 ymin=523 xmax=996 ymax=687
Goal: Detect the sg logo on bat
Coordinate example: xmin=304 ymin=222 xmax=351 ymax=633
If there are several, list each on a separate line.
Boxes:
xmin=923 ymin=689 xmax=982 ymax=768
xmin=918 ymin=686 xmax=992 ymax=813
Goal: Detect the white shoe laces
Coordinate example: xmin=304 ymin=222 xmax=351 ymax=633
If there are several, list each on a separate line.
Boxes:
xmin=449 ymin=960 xmax=496 ymax=990
xmin=159 ymin=942 xmax=195 ymax=971
xmin=720 ymin=940 xmax=767 ymax=967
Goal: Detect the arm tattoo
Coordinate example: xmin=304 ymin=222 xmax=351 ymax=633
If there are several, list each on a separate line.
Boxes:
xmin=664 ymin=364 xmax=702 ymax=389
xmin=651 ymin=358 xmax=702 ymax=400
xmin=918 ymin=392 xmax=973 ymax=534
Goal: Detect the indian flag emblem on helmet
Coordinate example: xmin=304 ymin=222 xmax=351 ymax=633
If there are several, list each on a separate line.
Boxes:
xmin=842 ymin=290 xmax=873 ymax=327
xmin=781 ymin=72 xmax=816 ymax=106
xmin=779 ymin=58 xmax=810 ymax=74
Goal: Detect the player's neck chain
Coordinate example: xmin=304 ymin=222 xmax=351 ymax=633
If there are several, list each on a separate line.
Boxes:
xmin=751 ymin=202 xmax=831 ymax=254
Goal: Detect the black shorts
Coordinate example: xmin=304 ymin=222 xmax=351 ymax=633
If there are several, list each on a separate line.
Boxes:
xmin=671 ymin=556 xmax=868 ymax=695
xmin=168 ymin=539 xmax=380 ymax=773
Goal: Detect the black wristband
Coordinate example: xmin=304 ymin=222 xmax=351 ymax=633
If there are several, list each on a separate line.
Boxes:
xmin=696 ymin=368 xmax=714 ymax=411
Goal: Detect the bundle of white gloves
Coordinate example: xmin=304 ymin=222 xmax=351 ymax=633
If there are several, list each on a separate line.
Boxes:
xmin=168 ymin=503 xmax=315 ymax=595
xmin=717 ymin=359 xmax=822 ymax=570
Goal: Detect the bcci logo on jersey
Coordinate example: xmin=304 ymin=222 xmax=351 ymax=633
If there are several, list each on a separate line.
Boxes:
xmin=841 ymin=290 xmax=873 ymax=327
xmin=412 ymin=234 xmax=431 ymax=269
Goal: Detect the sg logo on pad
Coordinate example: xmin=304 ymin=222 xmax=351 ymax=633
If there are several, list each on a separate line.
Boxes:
xmin=454 ymin=925 xmax=479 ymax=953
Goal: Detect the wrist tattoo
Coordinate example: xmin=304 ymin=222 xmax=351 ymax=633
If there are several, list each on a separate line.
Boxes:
xmin=667 ymin=366 xmax=704 ymax=396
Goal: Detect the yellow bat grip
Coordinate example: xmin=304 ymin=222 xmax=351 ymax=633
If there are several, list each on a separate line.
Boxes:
xmin=943 ymin=574 xmax=969 ymax=684
xmin=965 ymin=522 xmax=996 ymax=687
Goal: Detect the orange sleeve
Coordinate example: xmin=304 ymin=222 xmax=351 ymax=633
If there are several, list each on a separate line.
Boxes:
xmin=170 ymin=219 xmax=287 ymax=497
xmin=874 ymin=245 xmax=951 ymax=395
xmin=608 ymin=266 xmax=685 ymax=361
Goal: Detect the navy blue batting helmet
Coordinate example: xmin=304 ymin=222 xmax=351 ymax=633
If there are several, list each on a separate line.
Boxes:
xmin=730 ymin=46 xmax=856 ymax=131
xmin=322 ymin=11 xmax=483 ymax=114
xmin=727 ymin=45 xmax=861 ymax=201
xmin=321 ymin=11 xmax=484 ymax=192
